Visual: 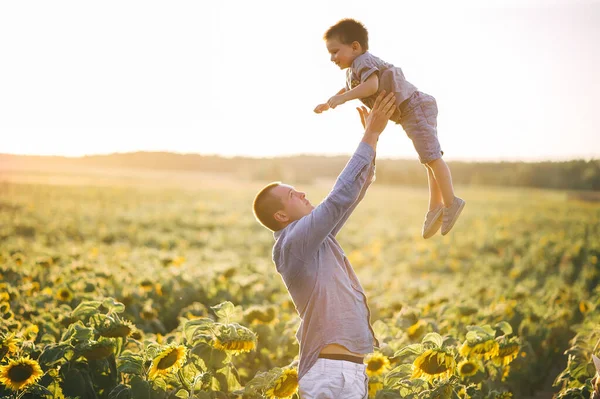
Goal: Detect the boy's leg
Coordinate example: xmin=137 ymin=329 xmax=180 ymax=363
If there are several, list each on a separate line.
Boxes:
xmin=426 ymin=158 xmax=455 ymax=207
xmin=425 ymin=164 xmax=444 ymax=211
xmin=422 ymin=164 xmax=444 ymax=238
xmin=427 ymin=158 xmax=465 ymax=235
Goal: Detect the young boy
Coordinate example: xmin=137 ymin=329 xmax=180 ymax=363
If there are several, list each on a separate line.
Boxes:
xmin=314 ymin=18 xmax=465 ymax=238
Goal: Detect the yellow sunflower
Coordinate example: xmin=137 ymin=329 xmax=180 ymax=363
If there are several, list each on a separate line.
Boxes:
xmin=213 ymin=338 xmax=256 ymax=354
xmin=81 ymin=341 xmax=114 ymax=361
xmin=0 ymin=356 xmax=43 ymax=391
xmin=412 ymin=349 xmax=456 ymax=383
xmin=407 ymin=320 xmax=428 ymax=340
xmin=0 ymin=302 xmax=10 ymax=315
xmin=457 ymin=359 xmax=481 ymax=378
xmin=1 ymin=333 xmax=19 ymax=360
xmin=493 ymin=340 xmax=520 ymax=367
xmin=243 ymin=306 xmax=277 ymax=325
xmin=98 ymin=318 xmax=133 ymax=338
xmin=148 ymin=345 xmax=187 ymax=380
xmin=265 ymin=368 xmax=298 ymax=399
xmin=459 ymin=339 xmax=499 ymax=360
xmin=213 ymin=325 xmax=257 ymax=355
xmin=0 ymin=333 xmax=18 ymax=360
xmin=364 ymin=352 xmax=391 ymax=377
xmin=22 ymin=325 xmax=39 ymax=342
xmin=55 ymin=287 xmax=73 ymax=302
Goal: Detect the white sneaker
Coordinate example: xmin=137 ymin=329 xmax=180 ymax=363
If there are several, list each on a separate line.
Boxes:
xmin=422 ymin=205 xmax=444 ymax=239
xmin=441 ymin=197 xmax=466 ymax=236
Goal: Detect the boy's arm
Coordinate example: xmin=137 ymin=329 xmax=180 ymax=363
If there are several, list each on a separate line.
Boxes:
xmin=314 ymin=87 xmax=347 ymax=113
xmin=328 ymin=74 xmax=379 ymax=108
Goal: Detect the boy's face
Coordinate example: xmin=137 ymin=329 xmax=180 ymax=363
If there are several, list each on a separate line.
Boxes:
xmin=325 ymin=37 xmax=362 ymax=69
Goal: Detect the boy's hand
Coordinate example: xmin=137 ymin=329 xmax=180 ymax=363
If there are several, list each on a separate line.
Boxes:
xmin=327 ymin=94 xmax=346 ymax=109
xmin=314 ymin=103 xmax=330 ymax=114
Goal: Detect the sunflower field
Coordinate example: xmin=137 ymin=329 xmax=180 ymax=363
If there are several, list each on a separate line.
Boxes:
xmin=1 ymin=177 xmax=599 ymax=399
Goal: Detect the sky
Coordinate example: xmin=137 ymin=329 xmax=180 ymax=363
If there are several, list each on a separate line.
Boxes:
xmin=0 ymin=0 xmax=599 ymax=161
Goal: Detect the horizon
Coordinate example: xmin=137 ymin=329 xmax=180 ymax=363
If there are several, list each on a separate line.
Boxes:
xmin=1 ymin=0 xmax=599 ymax=161
xmin=1 ymin=149 xmax=596 ymax=164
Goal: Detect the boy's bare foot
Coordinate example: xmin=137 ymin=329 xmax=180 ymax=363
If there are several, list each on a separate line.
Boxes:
xmin=441 ymin=197 xmax=465 ymax=235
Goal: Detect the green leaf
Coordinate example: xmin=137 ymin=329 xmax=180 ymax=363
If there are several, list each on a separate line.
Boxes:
xmin=495 ymin=321 xmax=513 ymax=336
xmin=217 ymin=366 xmax=242 ymax=391
xmin=192 ymin=342 xmax=228 ymax=370
xmin=39 ymin=343 xmax=74 ymax=366
xmin=118 ymin=353 xmax=144 ymax=375
xmin=72 ymin=300 xmax=102 ymax=319
xmin=45 ymin=378 xmax=65 ymax=399
xmin=61 ymin=321 xmax=93 ymax=343
xmin=393 ymin=344 xmax=423 ymax=358
xmin=421 ymin=332 xmax=443 ymax=348
xmin=102 ymin=297 xmax=126 ymax=313
xmin=152 ymin=376 xmax=167 ymax=392
xmin=175 ymin=389 xmax=189 ymax=399
xmin=108 ymin=384 xmax=132 ymax=399
xmin=384 ymin=363 xmax=413 ymax=382
xmin=211 ymin=301 xmax=236 ymax=322
xmin=214 ymin=371 xmax=229 ymax=392
xmin=131 ymin=375 xmax=151 ymax=399
xmin=465 ymin=330 xmax=479 ymax=343
xmin=183 ymin=318 xmax=215 ymax=345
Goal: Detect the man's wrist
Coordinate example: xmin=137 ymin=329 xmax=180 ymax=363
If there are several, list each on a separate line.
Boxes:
xmin=361 ymin=131 xmax=380 ymax=150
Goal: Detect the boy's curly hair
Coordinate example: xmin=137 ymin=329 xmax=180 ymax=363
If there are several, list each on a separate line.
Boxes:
xmin=323 ymin=18 xmax=369 ymax=51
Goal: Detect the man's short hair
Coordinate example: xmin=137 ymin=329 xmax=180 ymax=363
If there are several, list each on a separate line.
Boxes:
xmin=323 ymin=18 xmax=369 ymax=51
xmin=253 ymin=182 xmax=284 ymax=231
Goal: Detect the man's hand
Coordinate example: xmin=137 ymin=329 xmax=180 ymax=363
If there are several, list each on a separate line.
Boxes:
xmin=327 ymin=94 xmax=346 ymax=109
xmin=360 ymin=91 xmax=396 ymax=136
xmin=314 ymin=103 xmax=330 ymax=114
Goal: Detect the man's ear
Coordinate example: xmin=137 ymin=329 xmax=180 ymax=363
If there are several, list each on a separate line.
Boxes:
xmin=352 ymin=41 xmax=362 ymax=52
xmin=274 ymin=211 xmax=288 ymax=224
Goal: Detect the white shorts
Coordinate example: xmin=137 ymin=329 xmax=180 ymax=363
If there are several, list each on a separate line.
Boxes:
xmin=298 ymin=358 xmax=369 ymax=399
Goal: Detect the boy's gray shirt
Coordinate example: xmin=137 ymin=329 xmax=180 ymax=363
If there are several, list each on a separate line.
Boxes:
xmin=346 ymin=51 xmax=418 ymax=123
xmin=272 ymin=141 xmax=381 ymax=381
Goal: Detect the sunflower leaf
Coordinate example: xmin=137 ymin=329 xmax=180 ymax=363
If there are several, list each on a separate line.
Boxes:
xmin=118 ymin=353 xmax=144 ymax=375
xmin=495 ymin=321 xmax=513 ymax=336
xmin=393 ymin=344 xmax=423 ymax=358
xmin=108 ymin=384 xmax=131 ymax=399
xmin=211 ymin=301 xmax=236 ymax=323
xmin=39 ymin=343 xmax=73 ymax=366
xmin=130 ymin=375 xmax=151 ymax=398
xmin=421 ymin=332 xmax=443 ymax=348
xmin=183 ymin=318 xmax=215 ymax=345
xmin=61 ymin=321 xmax=93 ymax=343
xmin=72 ymin=300 xmax=103 ymax=319
xmin=385 ymin=363 xmax=413 ymax=381
xmin=217 ymin=365 xmax=242 ymax=391
xmin=175 ymin=389 xmax=189 ymax=399
xmin=102 ymin=297 xmax=126 ymax=314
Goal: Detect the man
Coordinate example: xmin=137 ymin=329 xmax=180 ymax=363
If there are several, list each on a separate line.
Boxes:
xmin=252 ymin=91 xmax=396 ymax=398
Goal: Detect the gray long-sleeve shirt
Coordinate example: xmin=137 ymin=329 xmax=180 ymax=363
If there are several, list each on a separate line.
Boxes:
xmin=272 ymin=141 xmax=381 ymax=381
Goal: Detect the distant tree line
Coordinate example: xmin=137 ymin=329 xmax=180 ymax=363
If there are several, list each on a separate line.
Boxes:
xmin=1 ymin=153 xmax=599 ymax=191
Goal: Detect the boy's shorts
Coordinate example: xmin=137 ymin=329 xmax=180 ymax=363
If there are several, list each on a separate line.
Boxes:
xmin=398 ymin=91 xmax=444 ymax=164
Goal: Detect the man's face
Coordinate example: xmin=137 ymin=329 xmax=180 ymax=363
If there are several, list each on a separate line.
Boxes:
xmin=272 ymin=184 xmax=314 ymax=224
xmin=325 ymin=37 xmax=361 ymax=70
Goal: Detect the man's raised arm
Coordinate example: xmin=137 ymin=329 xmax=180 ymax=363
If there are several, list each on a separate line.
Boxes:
xmin=287 ymin=92 xmax=396 ymax=260
xmin=330 ymin=105 xmax=379 ymax=237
